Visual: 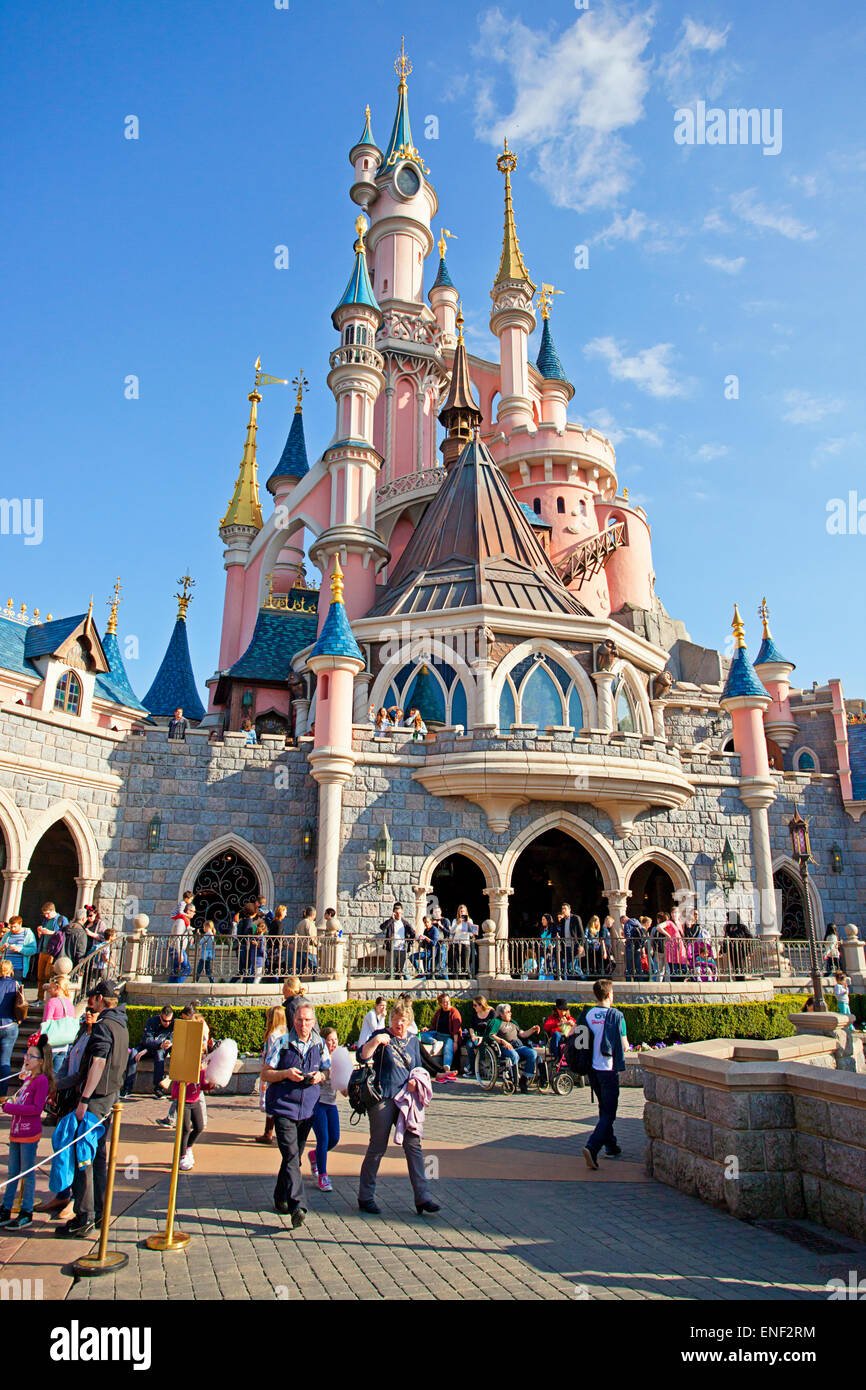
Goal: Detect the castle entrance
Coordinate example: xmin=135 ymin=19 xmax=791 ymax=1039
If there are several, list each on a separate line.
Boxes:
xmin=508 ymin=829 xmax=608 ymax=936
xmin=625 ymin=861 xmax=676 ymax=920
xmin=429 ymin=853 xmax=488 ymax=927
xmin=192 ymin=848 xmax=261 ymax=926
xmin=21 ymin=821 xmax=79 ymax=924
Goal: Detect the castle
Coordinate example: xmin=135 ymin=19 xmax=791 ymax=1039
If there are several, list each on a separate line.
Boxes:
xmin=1 ymin=45 xmax=864 ymax=957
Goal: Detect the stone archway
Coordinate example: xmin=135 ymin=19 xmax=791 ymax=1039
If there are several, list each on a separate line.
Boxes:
xmin=180 ymin=834 xmax=275 ymax=926
xmin=20 ymin=821 xmax=79 ymax=924
xmin=622 ymin=848 xmax=695 ymax=921
xmin=503 ymin=814 xmax=623 ymax=938
xmin=429 ymin=854 xmax=488 ymax=927
xmin=772 ymin=855 xmax=825 ymax=939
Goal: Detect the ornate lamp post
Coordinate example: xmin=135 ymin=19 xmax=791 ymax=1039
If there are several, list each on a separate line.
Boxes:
xmin=374 ymin=822 xmax=393 ymax=889
xmin=788 ymin=808 xmax=825 ymax=1010
xmin=720 ymin=837 xmax=737 ymax=920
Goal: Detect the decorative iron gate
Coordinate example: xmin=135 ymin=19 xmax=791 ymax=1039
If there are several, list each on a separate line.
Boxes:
xmin=192 ymin=850 xmax=260 ymax=925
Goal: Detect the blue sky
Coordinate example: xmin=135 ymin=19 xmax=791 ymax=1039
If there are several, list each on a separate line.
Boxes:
xmin=1 ymin=0 xmax=864 ymax=698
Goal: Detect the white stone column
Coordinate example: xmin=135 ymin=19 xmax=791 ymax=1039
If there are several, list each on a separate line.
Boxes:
xmin=1 ymin=869 xmax=28 ymax=920
xmin=384 ymin=384 xmax=395 ymax=476
xmin=592 ymin=670 xmax=616 ymax=733
xmin=485 ymin=887 xmax=513 ymax=976
xmin=74 ymin=876 xmax=99 ymax=916
xmin=353 ymin=670 xmax=374 ymax=723
xmin=738 ymin=778 xmax=779 ymax=937
xmin=414 ymin=882 xmax=432 ymax=936
xmin=292 ymin=696 xmax=311 ymax=738
xmin=650 ymin=698 xmax=666 ymax=739
xmin=471 ymin=659 xmax=497 ymax=728
xmin=312 ymin=774 xmax=349 ymax=921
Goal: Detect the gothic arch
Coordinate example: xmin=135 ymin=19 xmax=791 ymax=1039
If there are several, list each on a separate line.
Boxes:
xmin=0 ymin=789 xmax=28 ymax=871
xmin=622 ymin=847 xmax=695 ymax=897
xmin=771 ymin=853 xmax=825 ymax=936
xmin=793 ymin=747 xmax=821 ymax=773
xmin=417 ymin=838 xmax=504 ymax=894
xmin=255 ymin=512 xmax=323 ymax=609
xmin=491 ymin=639 xmax=597 ymax=727
xmin=179 ymin=833 xmax=275 ymax=909
xmin=24 ymin=800 xmax=101 ymax=884
xmin=611 ymin=658 xmax=652 ymax=733
xmin=502 ymin=811 xmax=623 ymax=893
xmin=369 ymin=644 xmax=477 ymax=725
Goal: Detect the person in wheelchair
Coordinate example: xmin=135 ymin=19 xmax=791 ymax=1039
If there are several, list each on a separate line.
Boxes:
xmin=485 ymin=1004 xmax=540 ymax=1094
xmin=543 ymin=999 xmax=576 ymax=1062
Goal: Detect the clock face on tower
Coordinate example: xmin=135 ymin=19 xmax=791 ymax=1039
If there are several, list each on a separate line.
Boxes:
xmin=394 ymin=162 xmax=421 ymax=198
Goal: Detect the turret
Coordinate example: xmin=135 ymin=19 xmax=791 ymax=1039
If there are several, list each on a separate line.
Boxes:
xmin=98 ymin=577 xmax=145 ymax=712
xmin=349 ymin=105 xmax=382 ymax=212
xmin=428 ymin=228 xmax=459 ymax=343
xmin=143 ymin=575 xmax=206 ymax=722
xmin=720 ymin=604 xmax=772 ymax=777
xmin=490 ymin=140 xmax=536 ymax=435
xmin=309 ymin=216 xmax=389 ymax=621
xmin=438 ymin=306 xmax=482 ymax=468
xmin=752 ymin=598 xmax=798 ymax=752
xmin=534 ymin=284 xmax=573 ymax=432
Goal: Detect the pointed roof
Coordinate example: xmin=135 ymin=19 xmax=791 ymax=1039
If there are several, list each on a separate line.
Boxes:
xmin=404 ymin=665 xmax=445 ymax=723
xmin=142 ymin=615 xmax=205 ymax=721
xmin=267 ymin=380 xmax=310 ymax=493
xmin=333 ymin=218 xmax=379 ymax=323
xmin=536 ymin=317 xmax=568 ymax=381
xmin=356 ymin=104 xmax=378 ymax=150
xmin=438 ymin=311 xmax=482 ymax=438
xmin=430 ymin=257 xmax=455 ymax=292
xmin=309 ymin=560 xmax=363 ymax=662
xmin=368 ymin=435 xmax=590 ymax=618
xmin=753 ymin=599 xmax=794 ymax=670
xmin=96 ymin=629 xmax=146 ymax=710
xmin=494 ymin=141 xmax=534 ymax=289
xmin=220 ymin=376 xmax=264 ymax=532
xmin=721 ymin=606 xmax=769 ymax=703
xmin=379 ymin=38 xmax=426 ymax=175
xmin=226 ymin=599 xmax=319 ymax=682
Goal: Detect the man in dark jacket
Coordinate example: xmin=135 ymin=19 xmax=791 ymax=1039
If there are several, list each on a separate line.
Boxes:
xmin=63 ymin=913 xmax=90 ymax=970
xmin=582 ymin=979 xmax=628 ymax=1171
xmin=121 ymin=1005 xmax=174 ymax=1099
xmin=261 ymin=1001 xmax=329 ymax=1227
xmin=555 ymin=904 xmax=584 ymax=979
xmin=58 ymin=978 xmax=129 ymax=1238
xmin=621 ymin=915 xmax=647 ymax=981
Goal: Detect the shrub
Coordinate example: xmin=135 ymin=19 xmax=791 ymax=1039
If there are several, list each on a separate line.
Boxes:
xmin=123 ymin=994 xmax=820 ymax=1052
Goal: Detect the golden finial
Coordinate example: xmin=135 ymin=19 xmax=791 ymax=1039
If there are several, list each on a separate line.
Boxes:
xmin=46 ymin=613 xmax=52 ymax=621
xmin=176 ymin=573 xmax=195 ymax=621
xmin=354 ymin=214 xmax=368 ymax=251
xmin=264 ymin=571 xmax=275 ymax=606
xmin=365 ymin=103 xmax=370 ymax=120
xmin=623 ymin=486 xmax=629 ymax=502
xmin=33 ymin=608 xmax=39 ymax=620
xmin=456 ymin=301 xmax=465 ymax=342
xmin=494 ymin=139 xmax=534 ymax=289
xmin=395 ymin=36 xmax=412 ymax=86
xmin=758 ymin=596 xmax=771 ymax=640
xmin=732 ymin=604 xmax=746 ymax=651
xmin=5 ymin=599 xmax=12 ymax=613
xmin=437 ymin=228 xmax=456 ymax=261
xmin=293 ymin=372 xmax=309 ymax=414
xmin=19 ymin=603 xmax=26 ymax=616
xmin=330 ymin=557 xmax=345 ymax=605
xmin=536 ymin=283 xmax=563 ymax=320
xmin=294 ymin=559 xmax=308 ymax=589
xmin=106 ymin=577 xmax=122 ymax=635
xmin=86 ymin=595 xmax=93 ymax=623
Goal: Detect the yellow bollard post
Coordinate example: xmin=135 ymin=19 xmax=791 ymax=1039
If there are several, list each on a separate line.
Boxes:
xmin=73 ymin=1101 xmax=130 ymax=1276
xmin=146 ymin=1082 xmax=190 ymax=1251
xmin=145 ymin=1016 xmax=203 ymax=1253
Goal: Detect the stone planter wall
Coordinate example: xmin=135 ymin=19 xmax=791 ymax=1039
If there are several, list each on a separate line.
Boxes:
xmin=642 ymin=1032 xmax=866 ymax=1242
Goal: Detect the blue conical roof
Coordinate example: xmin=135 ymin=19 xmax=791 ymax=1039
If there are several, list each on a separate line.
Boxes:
xmin=404 ymin=665 xmax=445 ymax=723
xmin=430 ymin=257 xmax=455 ymax=292
xmin=355 ymin=106 xmax=378 ymax=150
xmin=754 ymin=634 xmax=794 ymax=669
xmin=143 ymin=619 xmax=205 ymax=721
xmin=310 ymin=597 xmax=363 ymax=663
xmin=721 ymin=647 xmax=769 ymax=702
xmin=267 ymin=409 xmax=309 ymax=493
xmin=333 ymin=241 xmax=379 ymax=323
xmin=96 ymin=630 xmax=146 ymax=711
xmin=536 ymin=318 xmax=568 ymax=381
xmin=379 ymin=77 xmax=421 ymax=175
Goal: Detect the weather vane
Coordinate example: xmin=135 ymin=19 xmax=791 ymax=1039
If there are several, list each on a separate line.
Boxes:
xmin=437 ymin=227 xmax=457 ymax=260
xmin=496 ymin=137 xmax=518 ymax=176
xmin=536 ymin=283 xmax=563 ymax=320
xmin=176 ymin=573 xmax=196 ymax=620
xmin=395 ymin=36 xmax=412 ymax=84
xmin=292 ymin=371 xmax=309 ymax=413
xmin=106 ymin=577 xmax=122 ymax=635
xmin=253 ymin=356 xmax=289 ymax=396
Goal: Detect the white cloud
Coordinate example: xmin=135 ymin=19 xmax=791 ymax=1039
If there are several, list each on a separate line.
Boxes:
xmin=787 ymin=171 xmax=819 ymax=198
xmin=704 ymin=254 xmax=745 ymax=275
xmin=810 ymin=434 xmax=860 ymax=467
xmin=703 ymin=208 xmax=734 ymax=234
xmin=592 ymin=209 xmax=651 ymax=245
xmin=781 ymin=390 xmax=843 ymax=425
xmin=471 ymin=7 xmax=653 ymax=212
xmin=659 ymin=16 xmax=735 ymax=106
xmin=588 ymin=408 xmax=663 ymax=447
xmin=731 ymin=189 xmax=817 ymax=241
xmin=584 ymin=338 xmax=686 ymax=399
xmin=695 ymin=443 xmax=728 ymax=461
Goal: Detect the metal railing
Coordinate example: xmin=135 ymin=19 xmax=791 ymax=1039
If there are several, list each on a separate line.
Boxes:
xmin=67 ymin=938 xmax=126 ymax=1000
xmin=136 ymin=932 xmax=340 ymax=984
xmin=505 ymin=934 xmax=785 ymax=983
xmin=347 ymin=934 xmax=476 ymax=982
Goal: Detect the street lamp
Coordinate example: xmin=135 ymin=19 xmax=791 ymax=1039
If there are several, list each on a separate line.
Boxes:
xmin=374 ymin=822 xmax=393 ymax=888
xmin=302 ymin=822 xmax=316 ymax=858
xmin=788 ymin=807 xmax=825 ymax=1010
xmin=720 ymin=838 xmax=737 ymax=891
xmin=148 ymin=814 xmax=163 ymax=853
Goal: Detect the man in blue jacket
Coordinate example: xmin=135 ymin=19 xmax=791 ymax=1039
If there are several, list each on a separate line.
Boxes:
xmin=582 ymin=978 xmax=628 ymax=1170
xmin=260 ymin=1001 xmax=329 ymax=1228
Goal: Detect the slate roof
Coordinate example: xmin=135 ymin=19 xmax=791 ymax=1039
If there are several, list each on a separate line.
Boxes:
xmin=142 ymin=619 xmax=205 ymax=721
xmin=309 ymin=599 xmax=363 ymax=662
xmin=227 ymin=600 xmax=319 ymax=681
xmin=519 ymin=502 xmax=553 ymax=529
xmin=267 ymin=410 xmax=309 ymax=493
xmin=367 ymin=436 xmax=590 ymax=619
xmin=0 ymin=615 xmax=32 ymax=677
xmin=333 ymin=243 xmax=379 ymax=321
xmin=754 ymin=634 xmax=794 ymax=669
xmin=23 ymin=615 xmax=85 ymax=660
xmin=430 ymin=257 xmax=455 ymax=292
xmin=95 ymin=631 xmax=146 ymax=710
xmin=721 ymin=648 xmax=770 ymax=702
xmin=535 ymin=317 xmax=568 ymax=382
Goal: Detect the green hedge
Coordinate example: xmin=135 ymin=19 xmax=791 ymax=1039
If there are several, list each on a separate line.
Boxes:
xmin=123 ymin=994 xmax=823 ymax=1054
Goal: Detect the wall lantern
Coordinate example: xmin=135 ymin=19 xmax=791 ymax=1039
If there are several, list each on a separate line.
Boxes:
xmin=720 ymin=837 xmax=737 ymax=889
xmin=242 ymin=688 xmax=254 ymax=708
xmin=829 ymin=843 xmax=843 ymax=875
xmin=788 ymin=807 xmax=812 ymax=862
xmin=303 ymin=822 xmax=317 ymax=858
xmin=374 ymin=821 xmax=393 ymax=886
xmin=148 ymin=814 xmax=163 ymax=853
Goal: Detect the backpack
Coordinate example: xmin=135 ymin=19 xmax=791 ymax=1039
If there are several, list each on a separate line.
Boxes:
xmin=566 ymin=1011 xmax=594 ymax=1077
xmin=347 ymin=1054 xmax=383 ymax=1123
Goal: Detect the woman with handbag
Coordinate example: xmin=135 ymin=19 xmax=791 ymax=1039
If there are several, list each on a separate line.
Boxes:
xmin=41 ymin=976 xmax=77 ymax=1068
xmin=356 ymin=1003 xmax=439 ymax=1217
xmin=0 ymin=960 xmax=24 ymax=1098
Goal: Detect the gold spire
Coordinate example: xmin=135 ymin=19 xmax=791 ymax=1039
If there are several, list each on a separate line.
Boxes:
xmin=456 ymin=301 xmax=465 ymax=342
xmin=176 ymin=573 xmax=195 ymax=622
xmin=293 ymin=371 xmax=309 ymax=414
xmin=395 ymin=35 xmax=412 ymax=88
xmin=86 ymin=595 xmax=94 ymax=624
xmin=106 ymin=577 xmax=122 ymax=636
xmin=758 ymin=596 xmax=771 ymax=639
xmin=365 ymin=103 xmax=370 ymax=119
xmin=437 ymin=227 xmax=456 ymax=260
xmin=536 ymin=282 xmax=563 ymax=320
xmin=354 ymin=214 xmax=368 ymax=251
xmin=494 ymin=139 xmax=535 ymax=289
xmin=330 ymin=557 xmax=345 ymax=605
xmin=732 ymin=604 xmax=746 ymax=650
xmin=220 ymin=357 xmax=287 ymax=532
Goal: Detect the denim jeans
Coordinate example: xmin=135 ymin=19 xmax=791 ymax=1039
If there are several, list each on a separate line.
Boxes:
xmin=625 ymin=941 xmax=646 ymax=981
xmin=169 ymin=948 xmax=190 ymax=984
xmin=312 ymin=1102 xmax=340 ymax=1176
xmin=500 ymin=1042 xmax=536 ymax=1078
xmin=420 ymin=1031 xmax=454 ymax=1070
xmin=587 ymin=1069 xmax=620 ymax=1157
xmin=4 ymin=1140 xmax=38 ymax=1212
xmin=0 ymin=1022 xmax=19 ymax=1096
xmin=195 ymin=957 xmax=214 ymax=982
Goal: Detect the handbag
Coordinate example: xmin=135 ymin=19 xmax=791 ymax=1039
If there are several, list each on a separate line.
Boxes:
xmin=41 ymin=1016 xmax=80 ymax=1048
xmin=347 ymin=1056 xmax=382 ymax=1122
xmin=13 ymin=986 xmax=28 ymax=1025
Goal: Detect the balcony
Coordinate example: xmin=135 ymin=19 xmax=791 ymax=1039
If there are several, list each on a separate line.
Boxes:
xmin=556 ymin=521 xmax=627 ymax=587
xmin=328 ymin=344 xmax=384 ymax=372
xmin=375 ymin=465 xmax=447 ymax=508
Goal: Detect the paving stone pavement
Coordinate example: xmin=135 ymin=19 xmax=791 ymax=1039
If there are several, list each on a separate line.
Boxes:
xmin=60 ymin=1087 xmax=865 ymax=1302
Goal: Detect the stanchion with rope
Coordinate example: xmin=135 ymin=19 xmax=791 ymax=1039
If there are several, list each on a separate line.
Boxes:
xmin=145 ymin=1016 xmax=204 ymax=1253
xmin=72 ymin=1101 xmax=129 ymax=1277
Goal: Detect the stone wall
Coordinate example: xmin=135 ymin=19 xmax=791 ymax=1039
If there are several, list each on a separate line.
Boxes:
xmin=643 ymin=1033 xmax=866 ymax=1241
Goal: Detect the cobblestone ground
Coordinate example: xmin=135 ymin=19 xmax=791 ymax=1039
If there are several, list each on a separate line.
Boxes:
xmin=49 ymin=1085 xmax=865 ymax=1302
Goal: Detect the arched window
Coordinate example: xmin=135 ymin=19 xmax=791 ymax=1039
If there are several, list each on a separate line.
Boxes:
xmin=794 ymin=748 xmax=819 ymax=772
xmin=521 ymin=664 xmax=563 ymax=729
xmin=499 ymin=681 xmax=516 ymax=734
xmin=54 ymin=670 xmax=81 ymax=716
xmin=344 ymin=325 xmax=355 ymax=345
xmin=357 ymin=325 xmax=367 ymax=346
xmin=532 ymin=498 xmax=541 ymax=515
xmin=567 ymin=685 xmax=584 ymax=731
xmin=450 ymin=680 xmax=468 ymax=729
xmin=556 ymin=497 xmax=565 ymax=514
xmin=615 ymin=680 xmax=636 ymax=734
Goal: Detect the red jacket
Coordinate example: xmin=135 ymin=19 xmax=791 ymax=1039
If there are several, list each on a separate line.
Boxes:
xmin=544 ymin=1011 xmax=576 ymax=1036
xmin=3 ymin=1071 xmax=50 ymax=1141
xmin=430 ymin=1007 xmax=462 ymax=1048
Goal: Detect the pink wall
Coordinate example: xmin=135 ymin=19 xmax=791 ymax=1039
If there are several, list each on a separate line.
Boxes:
xmin=600 ymin=506 xmax=654 ymax=613
xmin=829 ymin=678 xmax=853 ymax=801
xmin=731 ymin=705 xmax=771 ymax=778
xmin=312 ymin=665 xmax=355 ymax=750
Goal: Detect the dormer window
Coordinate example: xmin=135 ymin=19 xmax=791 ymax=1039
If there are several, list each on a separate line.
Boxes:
xmin=54 ymin=670 xmax=82 ymax=715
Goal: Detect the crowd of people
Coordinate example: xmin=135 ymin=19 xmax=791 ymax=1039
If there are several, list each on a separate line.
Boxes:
xmin=162 ymin=894 xmax=341 ymax=984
